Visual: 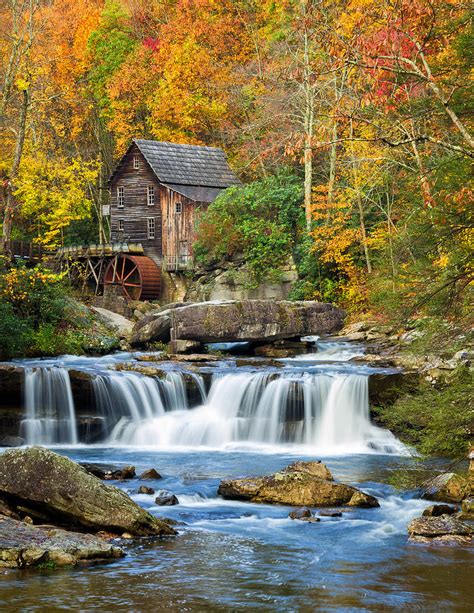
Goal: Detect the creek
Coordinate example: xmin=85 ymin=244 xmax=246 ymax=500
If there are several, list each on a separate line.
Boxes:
xmin=0 ymin=339 xmax=472 ymax=610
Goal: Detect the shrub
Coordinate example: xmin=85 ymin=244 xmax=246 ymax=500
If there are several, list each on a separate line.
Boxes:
xmin=195 ymin=170 xmax=304 ymax=283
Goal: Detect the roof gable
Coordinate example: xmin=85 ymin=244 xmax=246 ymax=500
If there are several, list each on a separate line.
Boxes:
xmin=110 ymin=139 xmax=240 ymax=189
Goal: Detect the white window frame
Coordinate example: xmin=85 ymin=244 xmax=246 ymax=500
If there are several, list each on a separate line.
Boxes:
xmin=118 ymin=219 xmax=124 ymax=232
xmin=117 ymin=186 xmax=124 ymax=208
xmin=175 ymin=201 xmax=182 ymax=214
xmin=133 ymin=155 xmax=140 ymax=170
xmin=147 ymin=185 xmax=155 ymax=206
xmin=147 ymin=217 xmax=156 ymax=239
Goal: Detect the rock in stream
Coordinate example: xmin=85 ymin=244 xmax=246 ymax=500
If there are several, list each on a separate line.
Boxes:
xmin=218 ymin=461 xmax=379 ymax=507
xmin=0 ymin=447 xmax=175 ymax=537
xmin=0 ymin=516 xmax=124 ymax=569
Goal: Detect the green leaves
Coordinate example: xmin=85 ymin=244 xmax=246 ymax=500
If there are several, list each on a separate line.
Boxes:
xmin=195 ymin=170 xmax=303 ymax=282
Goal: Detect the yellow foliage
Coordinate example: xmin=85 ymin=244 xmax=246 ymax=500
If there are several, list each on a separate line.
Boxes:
xmin=14 ymin=155 xmax=99 ymax=249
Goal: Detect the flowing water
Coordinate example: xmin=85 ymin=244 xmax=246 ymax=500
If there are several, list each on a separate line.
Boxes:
xmin=1 ymin=340 xmax=472 ymax=610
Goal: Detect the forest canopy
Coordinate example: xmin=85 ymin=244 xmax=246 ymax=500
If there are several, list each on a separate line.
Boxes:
xmin=0 ymin=0 xmax=472 ymax=315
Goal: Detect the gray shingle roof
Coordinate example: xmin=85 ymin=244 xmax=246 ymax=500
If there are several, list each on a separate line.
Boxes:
xmin=134 ymin=139 xmax=240 ymax=188
xmin=162 ymin=183 xmax=226 ymax=203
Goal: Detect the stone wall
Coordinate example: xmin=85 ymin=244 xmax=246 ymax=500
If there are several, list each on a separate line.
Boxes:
xmin=91 ymin=285 xmax=134 ymax=318
xmin=185 ymin=261 xmax=298 ymax=303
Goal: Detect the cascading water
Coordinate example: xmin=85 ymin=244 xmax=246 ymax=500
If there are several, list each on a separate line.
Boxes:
xmin=15 ymin=339 xmax=406 ymax=453
xmin=109 ymin=371 xmax=403 ymax=453
xmin=20 ymin=367 xmax=77 ymax=445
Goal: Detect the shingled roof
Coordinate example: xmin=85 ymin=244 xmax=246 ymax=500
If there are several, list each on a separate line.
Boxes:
xmin=109 ymin=139 xmax=240 ymax=191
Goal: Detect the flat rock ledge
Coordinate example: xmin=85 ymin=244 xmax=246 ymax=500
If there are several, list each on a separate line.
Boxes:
xmin=131 ymin=300 xmax=345 ymax=347
xmin=408 ymin=516 xmax=473 ymax=545
xmin=0 ymin=516 xmax=124 ymax=569
xmin=217 ymin=461 xmax=379 ymax=507
xmin=0 ymin=447 xmax=175 ymax=537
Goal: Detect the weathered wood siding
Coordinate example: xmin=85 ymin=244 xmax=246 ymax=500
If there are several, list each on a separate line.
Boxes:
xmin=161 ymin=188 xmax=207 ymax=259
xmin=110 ymin=144 xmax=163 ymax=260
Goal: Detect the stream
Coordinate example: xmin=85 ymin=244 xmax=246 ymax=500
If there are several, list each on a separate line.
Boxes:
xmin=0 ymin=339 xmax=472 ymax=610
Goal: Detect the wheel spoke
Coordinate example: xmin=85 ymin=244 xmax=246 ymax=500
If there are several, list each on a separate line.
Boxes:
xmin=123 ymin=265 xmax=138 ymax=282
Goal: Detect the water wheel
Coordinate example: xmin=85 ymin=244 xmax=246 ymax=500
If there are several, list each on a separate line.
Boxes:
xmin=104 ymin=255 xmax=161 ymax=300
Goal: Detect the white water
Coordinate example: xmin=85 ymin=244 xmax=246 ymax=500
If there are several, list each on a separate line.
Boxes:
xmin=20 ymin=367 xmax=77 ymax=445
xmin=16 ymin=339 xmax=406 ymax=454
xmin=109 ymin=371 xmax=404 ymax=453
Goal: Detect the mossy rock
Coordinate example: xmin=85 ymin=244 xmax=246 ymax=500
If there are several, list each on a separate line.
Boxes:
xmin=0 ymin=447 xmax=175 ymax=536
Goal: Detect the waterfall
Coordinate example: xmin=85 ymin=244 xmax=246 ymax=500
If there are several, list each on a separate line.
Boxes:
xmin=20 ymin=368 xmax=78 ymax=445
xmin=19 ymin=367 xmax=206 ymax=445
xmin=108 ymin=371 xmax=404 ymax=453
xmin=17 ymin=353 xmax=404 ymax=453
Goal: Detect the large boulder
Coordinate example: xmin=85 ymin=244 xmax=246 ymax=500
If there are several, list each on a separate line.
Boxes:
xmin=0 ymin=516 xmax=124 ymax=569
xmin=217 ymin=461 xmax=379 ymax=507
xmin=131 ymin=300 xmax=345 ymax=347
xmin=0 ymin=447 xmax=175 ymax=536
xmin=421 ymin=472 xmax=470 ymax=503
xmin=408 ymin=515 xmax=473 ymax=544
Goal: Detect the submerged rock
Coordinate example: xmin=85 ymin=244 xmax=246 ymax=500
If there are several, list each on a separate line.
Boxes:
xmin=155 ymin=494 xmax=179 ymax=506
xmin=421 ymin=473 xmax=470 ymax=503
xmin=288 ymin=508 xmax=312 ymax=520
xmin=218 ymin=461 xmax=379 ymax=508
xmin=408 ymin=516 xmax=473 ymax=544
xmin=422 ymin=504 xmax=457 ymax=517
xmin=80 ymin=463 xmax=136 ymax=481
xmin=0 ymin=516 xmax=124 ymax=568
xmin=137 ymin=486 xmax=155 ymax=495
xmin=139 ymin=469 xmax=162 ymax=481
xmin=0 ymin=447 xmax=175 ymax=537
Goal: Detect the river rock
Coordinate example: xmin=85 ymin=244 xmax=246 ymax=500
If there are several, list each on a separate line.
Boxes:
xmin=461 ymin=497 xmax=474 ymax=519
xmin=0 ymin=447 xmax=175 ymax=536
xmin=408 ymin=516 xmax=473 ymax=544
xmin=131 ymin=300 xmax=345 ymax=346
xmin=137 ymin=486 xmax=155 ymax=495
xmin=422 ymin=504 xmax=458 ymax=517
xmin=0 ymin=516 xmax=124 ymax=568
xmin=421 ymin=473 xmax=470 ymax=503
xmin=80 ymin=463 xmax=136 ymax=481
xmin=139 ymin=468 xmax=162 ymax=480
xmin=217 ymin=461 xmax=379 ymax=507
xmin=155 ymin=494 xmax=179 ymax=506
xmin=288 ymin=508 xmax=312 ymax=520
xmin=91 ymin=307 xmax=134 ymax=338
xmin=0 ymin=435 xmax=24 ymax=447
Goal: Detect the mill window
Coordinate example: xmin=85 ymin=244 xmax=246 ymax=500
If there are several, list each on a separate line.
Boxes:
xmin=117 ymin=186 xmax=124 ymax=208
xmin=175 ymin=201 xmax=182 ymax=214
xmin=133 ymin=155 xmax=140 ymax=170
xmin=147 ymin=185 xmax=155 ymax=206
xmin=118 ymin=219 xmax=124 ymax=232
xmin=147 ymin=217 xmax=156 ymax=239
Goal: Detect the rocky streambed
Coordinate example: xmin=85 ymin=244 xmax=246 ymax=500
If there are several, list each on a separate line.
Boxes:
xmin=0 ymin=327 xmax=472 ymax=608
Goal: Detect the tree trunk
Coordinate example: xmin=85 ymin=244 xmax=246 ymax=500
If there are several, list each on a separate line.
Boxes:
xmin=1 ymin=88 xmax=29 ymax=259
xmin=302 ymin=3 xmax=314 ymax=231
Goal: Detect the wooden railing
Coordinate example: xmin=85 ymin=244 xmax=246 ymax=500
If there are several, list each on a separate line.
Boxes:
xmin=162 ymin=255 xmax=194 ymax=271
xmin=56 ymin=243 xmax=144 ymax=258
xmin=12 ymin=241 xmax=46 ymax=261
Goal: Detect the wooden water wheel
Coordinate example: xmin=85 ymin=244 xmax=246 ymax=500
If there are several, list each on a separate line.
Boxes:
xmin=104 ymin=255 xmax=161 ymax=300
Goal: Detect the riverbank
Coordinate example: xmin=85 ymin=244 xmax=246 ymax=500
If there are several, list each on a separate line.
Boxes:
xmin=331 ymin=317 xmax=473 ymax=458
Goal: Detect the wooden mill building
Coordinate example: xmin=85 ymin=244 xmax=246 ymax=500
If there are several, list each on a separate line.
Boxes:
xmin=108 ymin=139 xmax=240 ymax=269
xmin=59 ymin=139 xmax=242 ymax=301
